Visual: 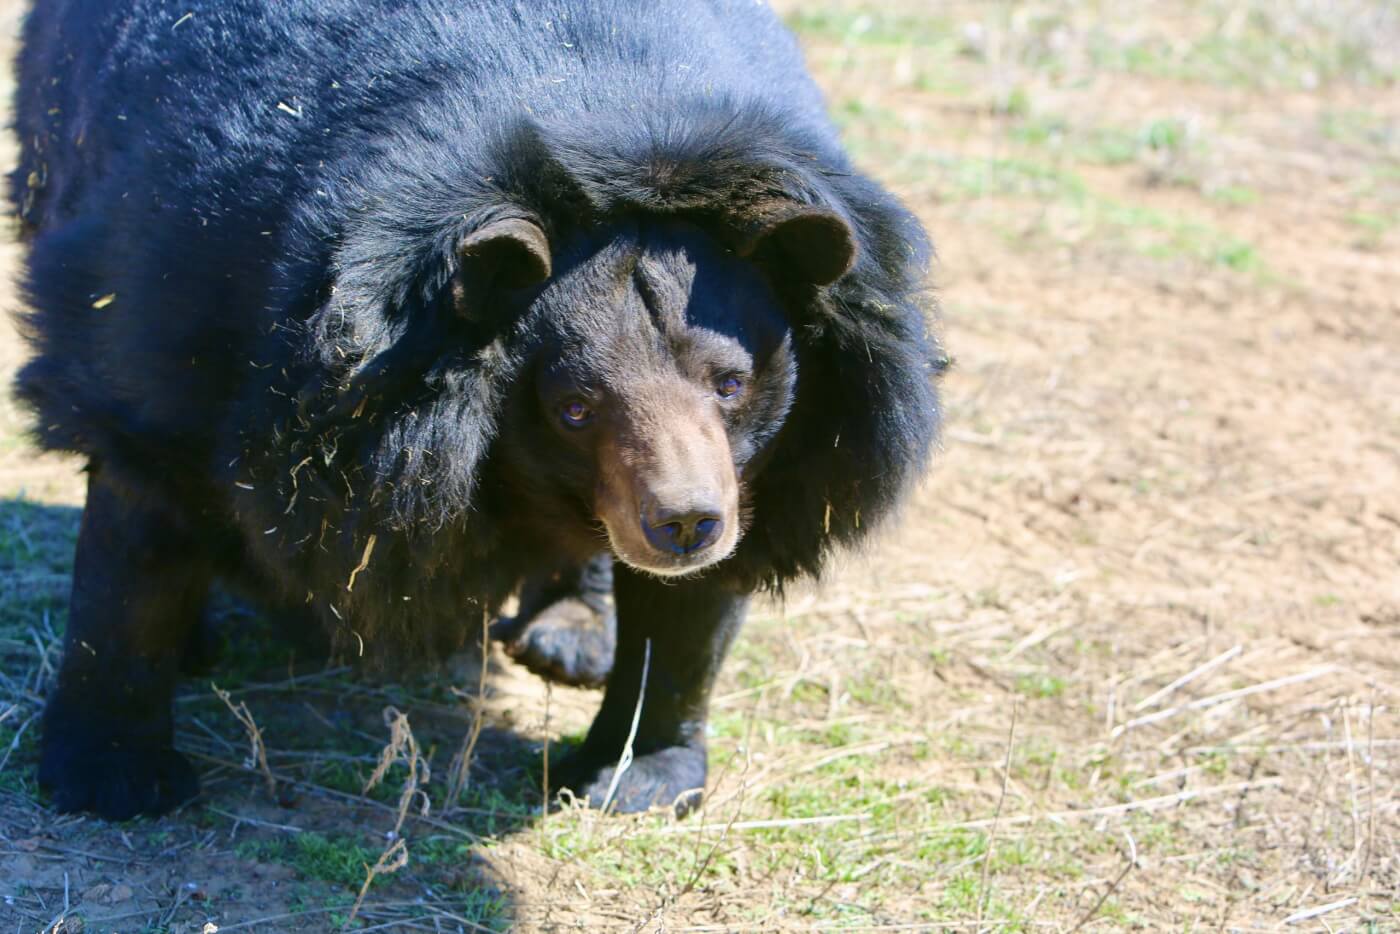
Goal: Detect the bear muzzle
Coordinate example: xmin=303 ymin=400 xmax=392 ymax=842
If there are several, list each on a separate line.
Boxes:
xmin=595 ymin=413 xmax=740 ymax=577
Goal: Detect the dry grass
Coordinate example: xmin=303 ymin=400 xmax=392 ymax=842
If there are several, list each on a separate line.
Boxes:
xmin=1 ymin=0 xmax=1398 ymax=930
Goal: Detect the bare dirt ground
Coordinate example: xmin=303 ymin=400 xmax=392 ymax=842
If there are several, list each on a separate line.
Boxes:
xmin=0 ymin=1 xmax=1397 ymax=931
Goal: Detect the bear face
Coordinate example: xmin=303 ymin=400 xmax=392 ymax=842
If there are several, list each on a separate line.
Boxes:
xmin=491 ymin=221 xmax=797 ymax=578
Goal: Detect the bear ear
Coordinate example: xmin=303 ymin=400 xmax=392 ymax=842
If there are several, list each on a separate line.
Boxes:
xmin=736 ymin=203 xmax=858 ymax=287
xmin=457 ymin=216 xmax=552 ymax=292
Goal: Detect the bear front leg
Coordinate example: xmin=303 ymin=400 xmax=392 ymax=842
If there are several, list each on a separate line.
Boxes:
xmin=557 ymin=564 xmax=747 ymax=816
xmin=39 ymin=470 xmax=209 ymax=819
xmin=494 ymin=553 xmax=616 ymax=688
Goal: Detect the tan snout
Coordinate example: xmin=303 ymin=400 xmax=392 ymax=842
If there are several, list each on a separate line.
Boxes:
xmin=596 ymin=393 xmax=740 ymax=577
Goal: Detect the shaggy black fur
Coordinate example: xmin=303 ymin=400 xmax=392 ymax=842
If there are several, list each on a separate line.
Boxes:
xmin=13 ymin=0 xmax=944 ymax=819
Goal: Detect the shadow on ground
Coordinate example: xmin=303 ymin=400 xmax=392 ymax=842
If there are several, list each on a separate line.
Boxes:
xmin=0 ymin=497 xmax=546 ymax=932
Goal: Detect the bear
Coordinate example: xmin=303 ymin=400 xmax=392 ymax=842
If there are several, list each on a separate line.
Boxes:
xmin=11 ymin=0 xmax=944 ymax=820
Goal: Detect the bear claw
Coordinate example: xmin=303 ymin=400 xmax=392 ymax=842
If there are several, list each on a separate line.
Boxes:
xmin=40 ymin=718 xmax=198 ymax=820
xmin=555 ymin=743 xmax=706 ymax=817
xmin=496 ymin=595 xmax=616 ymax=688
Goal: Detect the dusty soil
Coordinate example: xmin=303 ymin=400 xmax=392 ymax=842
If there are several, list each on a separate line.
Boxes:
xmin=0 ymin=1 xmax=1396 ymax=931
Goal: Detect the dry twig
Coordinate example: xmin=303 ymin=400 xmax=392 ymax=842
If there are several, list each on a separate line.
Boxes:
xmin=600 ymin=639 xmax=652 ymax=813
xmin=0 ymin=710 xmax=38 ymax=776
xmin=949 ymin=777 xmax=1284 ymax=829
xmin=1361 ymin=696 xmax=1377 ymax=882
xmin=344 ymin=838 xmax=409 ymax=928
xmin=346 ymin=533 xmax=377 ymax=592
xmin=342 ymin=708 xmax=432 ymax=929
xmin=363 ymin=706 xmax=430 ymax=839
xmin=1129 ymin=644 xmax=1242 ymax=713
xmin=977 ymin=701 xmax=1018 ymax=928
xmin=1111 ymin=665 xmax=1336 ymax=738
xmin=446 ymin=610 xmax=492 ymax=805
xmin=1069 ymin=831 xmax=1137 ymax=933
xmin=212 ymin=681 xmax=276 ymax=798
xmin=1281 ymin=896 xmax=1357 ymax=924
xmin=541 ymin=682 xmax=552 ymax=821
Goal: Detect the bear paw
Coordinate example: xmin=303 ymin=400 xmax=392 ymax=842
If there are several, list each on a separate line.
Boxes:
xmin=40 ymin=721 xmax=198 ymax=820
xmin=496 ymin=596 xmax=615 ymax=688
xmin=556 ymin=743 xmax=706 ymax=817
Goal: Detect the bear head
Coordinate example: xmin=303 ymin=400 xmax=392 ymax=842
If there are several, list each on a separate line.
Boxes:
xmin=478 ymin=214 xmax=849 ymax=578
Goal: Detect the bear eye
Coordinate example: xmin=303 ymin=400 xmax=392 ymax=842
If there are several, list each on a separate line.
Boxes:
xmin=717 ymin=375 xmax=744 ymax=399
xmin=560 ymin=398 xmax=594 ymax=427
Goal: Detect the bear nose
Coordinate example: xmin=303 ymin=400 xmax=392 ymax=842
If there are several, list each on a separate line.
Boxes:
xmin=642 ymin=505 xmax=724 ymax=556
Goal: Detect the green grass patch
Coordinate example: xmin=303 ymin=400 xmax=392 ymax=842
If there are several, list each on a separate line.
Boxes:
xmin=924 ymin=153 xmax=1262 ymax=276
xmin=237 ymin=831 xmax=379 ymax=889
xmin=1209 ymin=185 xmax=1260 ymax=206
xmin=453 ymin=779 xmax=540 ymax=838
xmin=836 ymin=93 xmax=1261 ymax=274
xmin=1079 ymin=128 xmax=1141 ymax=166
xmin=785 ymin=9 xmax=954 ymax=49
xmin=939 ymin=155 xmax=1087 ymax=200
xmin=846 ymin=669 xmax=907 ymax=711
xmin=0 ymin=717 xmax=41 ymax=793
xmin=0 ymin=497 xmax=78 ymax=632
xmin=1347 ymin=211 xmax=1393 ymax=234
xmin=835 ymin=97 xmax=902 ymax=130
xmin=1087 ymin=198 xmax=1260 ymax=270
xmin=1346 ymin=210 xmax=1394 ymax=250
xmin=1087 ymin=17 xmax=1396 ymax=90
xmin=1142 ymin=118 xmax=1190 ymax=157
xmin=1014 ymin=672 xmax=1067 ymax=699
xmin=1320 ymin=108 xmax=1397 ymax=148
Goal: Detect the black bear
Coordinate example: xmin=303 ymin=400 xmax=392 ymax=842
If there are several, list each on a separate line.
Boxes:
xmin=11 ymin=0 xmax=943 ymax=820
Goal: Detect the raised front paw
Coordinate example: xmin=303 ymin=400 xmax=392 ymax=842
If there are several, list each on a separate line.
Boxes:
xmin=556 ymin=743 xmax=706 ymax=816
xmin=495 ymin=596 xmax=616 ymax=688
xmin=40 ymin=710 xmax=198 ymax=820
